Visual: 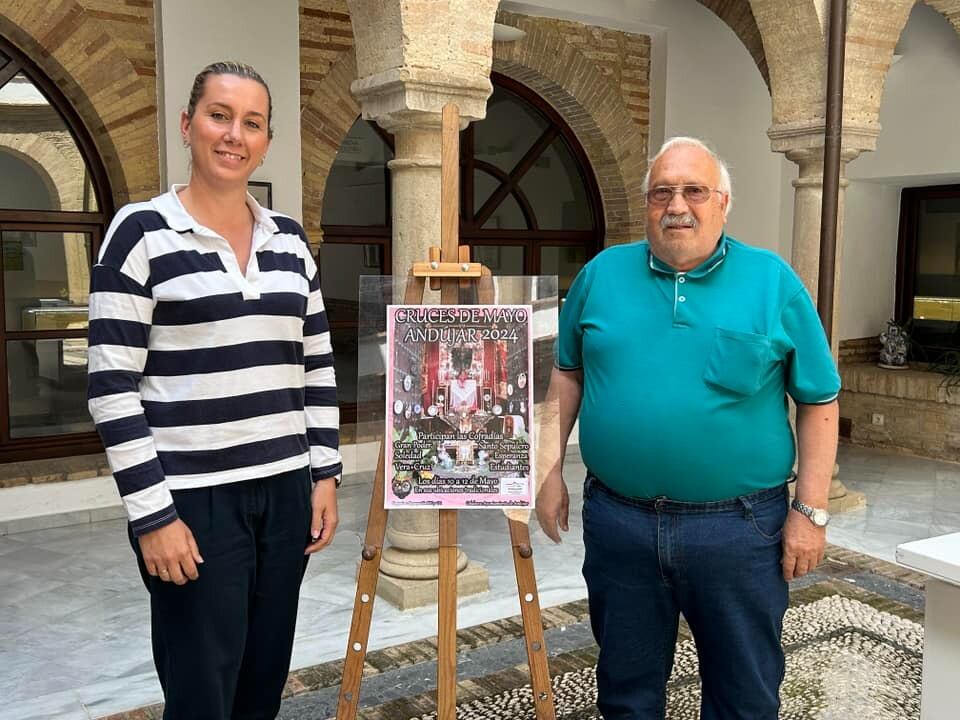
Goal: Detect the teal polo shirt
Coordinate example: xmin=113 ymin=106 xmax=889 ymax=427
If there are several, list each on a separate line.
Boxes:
xmin=555 ymin=233 xmax=840 ymax=501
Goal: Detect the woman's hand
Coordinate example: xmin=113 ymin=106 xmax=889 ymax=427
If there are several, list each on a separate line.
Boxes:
xmin=138 ymin=519 xmax=204 ymax=585
xmin=305 ymin=478 xmax=339 ymax=555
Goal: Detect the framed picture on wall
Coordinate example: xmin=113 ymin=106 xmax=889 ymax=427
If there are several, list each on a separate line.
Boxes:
xmin=248 ymin=181 xmax=272 ymax=209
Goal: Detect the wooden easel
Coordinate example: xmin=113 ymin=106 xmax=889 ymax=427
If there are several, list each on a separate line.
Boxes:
xmin=335 ymin=104 xmax=557 ymax=720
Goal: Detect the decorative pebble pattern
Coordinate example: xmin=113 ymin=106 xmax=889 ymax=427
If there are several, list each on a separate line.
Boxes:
xmin=408 ymin=595 xmax=923 ymax=720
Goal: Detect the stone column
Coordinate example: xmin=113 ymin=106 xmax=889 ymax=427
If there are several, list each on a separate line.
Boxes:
xmin=783 ymin=145 xmax=859 ymax=356
xmin=388 ymin=124 xmax=443 ymax=279
xmin=347 ymin=0 xmax=500 ymax=609
xmin=770 ymin=123 xmax=878 ymax=514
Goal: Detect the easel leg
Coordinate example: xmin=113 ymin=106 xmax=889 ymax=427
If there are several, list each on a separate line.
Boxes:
xmin=336 ymin=450 xmax=389 ymax=720
xmin=510 ymin=518 xmax=558 ymax=720
xmin=437 ymin=509 xmax=459 ymax=719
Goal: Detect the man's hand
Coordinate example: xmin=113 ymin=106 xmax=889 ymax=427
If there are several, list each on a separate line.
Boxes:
xmin=305 ymin=478 xmax=338 ymax=555
xmin=535 ymin=470 xmax=570 ymax=543
xmin=781 ymin=509 xmax=826 ymax=581
xmin=139 ymin=519 xmax=203 ymax=585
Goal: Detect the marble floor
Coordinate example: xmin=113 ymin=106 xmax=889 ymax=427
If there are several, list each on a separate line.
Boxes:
xmin=1 ymin=443 xmax=958 ymax=720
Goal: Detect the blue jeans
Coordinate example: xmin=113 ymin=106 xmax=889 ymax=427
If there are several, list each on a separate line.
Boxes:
xmin=581 ymin=474 xmax=789 ymax=720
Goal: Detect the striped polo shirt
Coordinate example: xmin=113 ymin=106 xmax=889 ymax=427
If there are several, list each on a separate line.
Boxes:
xmin=87 ymin=187 xmax=341 ymax=536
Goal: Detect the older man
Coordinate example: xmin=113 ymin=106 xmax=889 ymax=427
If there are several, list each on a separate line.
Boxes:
xmin=537 ymin=137 xmax=840 ymax=719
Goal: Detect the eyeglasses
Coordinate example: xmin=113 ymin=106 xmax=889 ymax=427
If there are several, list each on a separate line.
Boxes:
xmin=646 ymin=185 xmax=724 ymax=207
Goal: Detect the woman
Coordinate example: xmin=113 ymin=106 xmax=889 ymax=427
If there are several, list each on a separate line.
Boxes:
xmin=87 ymin=62 xmax=341 ymax=719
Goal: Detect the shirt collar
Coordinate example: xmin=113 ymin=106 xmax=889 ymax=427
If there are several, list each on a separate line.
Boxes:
xmin=647 ymin=232 xmax=729 ymax=278
xmin=151 ymin=184 xmax=279 ymax=236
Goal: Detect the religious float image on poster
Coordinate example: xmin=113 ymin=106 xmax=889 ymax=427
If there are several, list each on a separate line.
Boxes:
xmin=385 ymin=305 xmax=535 ymax=509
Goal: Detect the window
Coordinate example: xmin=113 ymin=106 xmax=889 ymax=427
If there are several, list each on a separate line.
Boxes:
xmin=0 ymin=37 xmax=111 ymax=461
xmin=897 ymin=185 xmax=960 ymax=357
xmin=320 ymin=74 xmax=603 ymax=422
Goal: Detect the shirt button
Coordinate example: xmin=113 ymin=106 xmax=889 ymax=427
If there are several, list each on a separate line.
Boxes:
xmin=678 ymin=276 xmax=686 ymax=284
xmin=678 ymin=295 xmax=686 ymax=303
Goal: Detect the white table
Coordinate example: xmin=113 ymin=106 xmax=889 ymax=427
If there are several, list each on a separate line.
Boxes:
xmin=896 ymin=532 xmax=960 ymax=720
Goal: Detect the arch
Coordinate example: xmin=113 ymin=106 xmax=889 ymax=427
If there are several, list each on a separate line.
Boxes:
xmin=0 ymin=131 xmax=93 ymax=211
xmin=843 ymin=0 xmax=915 ymax=126
xmin=694 ymin=0 xmax=771 ymax=89
xmin=489 ymin=59 xmax=634 ymax=243
xmin=301 ymin=49 xmax=361 ymax=238
xmin=0 ymin=1 xmax=160 ymax=207
xmin=300 ymin=12 xmax=649 ymax=245
xmin=0 ymin=144 xmax=62 ymax=210
xmin=747 ymin=0 xmax=917 ymax=136
xmin=925 ymin=0 xmax=960 ymax=35
xmin=747 ymin=0 xmax=830 ymax=126
xmin=697 ymin=0 xmax=960 ymax=97
xmin=492 ymin=15 xmax=647 ymax=245
xmin=695 ymin=0 xmax=960 ymax=100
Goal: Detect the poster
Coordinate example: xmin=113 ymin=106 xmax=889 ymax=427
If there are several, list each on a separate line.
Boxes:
xmin=385 ymin=304 xmax=535 ymax=509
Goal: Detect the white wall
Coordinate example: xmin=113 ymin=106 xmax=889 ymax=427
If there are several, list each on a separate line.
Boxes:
xmin=157 ymin=0 xmax=303 ymax=220
xmin=838 ymin=181 xmax=901 ymax=340
xmin=502 ymin=0 xmax=784 ymax=255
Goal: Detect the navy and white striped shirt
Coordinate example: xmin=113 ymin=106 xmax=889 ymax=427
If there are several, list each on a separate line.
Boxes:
xmin=87 ymin=187 xmax=341 ymax=536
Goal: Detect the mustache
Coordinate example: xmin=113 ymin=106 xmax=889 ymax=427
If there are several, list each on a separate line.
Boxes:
xmin=661 ymin=213 xmax=698 ymax=230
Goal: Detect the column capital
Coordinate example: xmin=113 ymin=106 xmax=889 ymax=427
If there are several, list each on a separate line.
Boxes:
xmin=352 ymin=68 xmax=492 ymax=133
xmin=767 ymin=119 xmax=880 ymax=159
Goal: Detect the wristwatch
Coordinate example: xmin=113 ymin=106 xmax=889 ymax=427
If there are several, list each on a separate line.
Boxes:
xmin=791 ymin=498 xmax=830 ymax=527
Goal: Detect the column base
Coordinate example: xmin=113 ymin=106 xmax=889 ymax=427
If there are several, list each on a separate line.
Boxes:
xmin=376 ymin=562 xmax=490 ymax=611
xmin=788 ymin=466 xmax=867 ymax=514
xmin=827 ymin=483 xmax=867 ymax=514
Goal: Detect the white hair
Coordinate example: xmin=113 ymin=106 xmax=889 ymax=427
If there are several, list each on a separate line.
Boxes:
xmin=643 ymin=137 xmax=734 ymax=216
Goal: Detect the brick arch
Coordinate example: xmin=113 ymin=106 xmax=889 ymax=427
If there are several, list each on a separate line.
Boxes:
xmin=925 ymin=0 xmax=960 ymax=33
xmin=747 ymin=0 xmax=916 ymax=134
xmin=299 ymin=42 xmax=647 ymax=245
xmin=692 ymin=0 xmax=948 ymax=111
xmin=0 ymin=0 xmax=160 ymax=207
xmin=299 ymin=10 xmax=651 ymax=244
xmin=0 ymin=133 xmax=82 ymax=210
xmin=490 ymin=59 xmax=636 ymax=243
xmin=300 ymin=49 xmax=360 ymax=239
xmin=695 ymin=0 xmax=771 ymax=89
xmin=0 ymin=143 xmax=61 ymax=209
xmin=746 ymin=0 xmax=830 ymax=126
xmin=492 ymin=13 xmax=649 ymax=244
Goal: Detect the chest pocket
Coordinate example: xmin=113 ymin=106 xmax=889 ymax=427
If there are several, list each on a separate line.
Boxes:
xmin=703 ymin=328 xmax=773 ymax=396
